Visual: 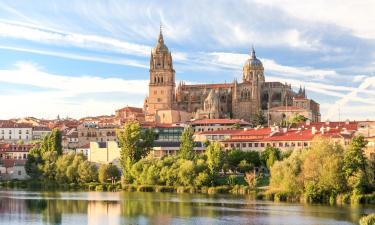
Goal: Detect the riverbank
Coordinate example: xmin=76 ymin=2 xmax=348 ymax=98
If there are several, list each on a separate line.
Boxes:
xmin=2 ymin=179 xmax=375 ymax=205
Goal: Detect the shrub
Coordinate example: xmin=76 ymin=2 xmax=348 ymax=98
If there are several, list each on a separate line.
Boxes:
xmin=137 ymin=185 xmax=155 ymax=192
xmin=98 ymin=164 xmax=121 ymax=184
xmin=95 ymin=184 xmax=104 ymax=191
xmin=155 ymin=186 xmax=175 ymax=193
xmin=359 ymin=213 xmax=375 ymax=225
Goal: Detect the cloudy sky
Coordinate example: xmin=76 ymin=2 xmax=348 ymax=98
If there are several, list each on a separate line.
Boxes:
xmin=0 ymin=0 xmax=374 ymax=120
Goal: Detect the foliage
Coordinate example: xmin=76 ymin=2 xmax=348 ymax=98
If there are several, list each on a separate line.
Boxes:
xmin=225 ymin=149 xmax=260 ymax=173
xmin=260 ymin=146 xmax=281 ymax=170
xmin=343 ymin=135 xmax=370 ymax=194
xmin=269 ymin=136 xmax=375 ymax=203
xmin=252 ymin=110 xmax=266 ymax=127
xmin=270 ymin=149 xmax=305 ymax=195
xmin=98 ymin=164 xmax=121 ymax=184
xmin=359 ymin=213 xmax=375 ymax=225
xmin=206 ymin=142 xmax=224 ymax=176
xmin=302 ymin=137 xmax=346 ymax=202
xmin=117 ymin=121 xmax=155 ymax=176
xmin=245 ymin=172 xmax=257 ymax=189
xmin=179 ymin=127 xmax=195 ymax=160
xmin=289 ymin=114 xmax=308 ymax=125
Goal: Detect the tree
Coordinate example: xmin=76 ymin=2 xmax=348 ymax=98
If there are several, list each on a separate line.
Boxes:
xmin=78 ymin=160 xmax=98 ymax=183
xmin=25 ymin=146 xmax=44 ymax=179
xmin=289 ymin=114 xmax=308 ymax=125
xmin=270 ymin=149 xmax=305 ymax=195
xmin=206 ymin=142 xmax=224 ymax=178
xmin=343 ymin=135 xmax=370 ymax=194
xmin=260 ymin=146 xmax=281 ymax=170
xmin=302 ymin=137 xmax=346 ymax=202
xmin=48 ymin=129 xmax=63 ymax=155
xmin=179 ymin=127 xmax=195 ymax=160
xmin=98 ymin=164 xmax=121 ymax=184
xmin=252 ymin=110 xmax=266 ymax=127
xmin=117 ymin=121 xmax=155 ymax=176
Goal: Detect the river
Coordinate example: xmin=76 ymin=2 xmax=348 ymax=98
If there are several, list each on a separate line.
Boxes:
xmin=0 ymin=190 xmax=373 ymax=225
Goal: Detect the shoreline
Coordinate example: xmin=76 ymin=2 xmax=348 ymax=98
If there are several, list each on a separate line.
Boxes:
xmin=2 ymin=180 xmax=375 ymax=205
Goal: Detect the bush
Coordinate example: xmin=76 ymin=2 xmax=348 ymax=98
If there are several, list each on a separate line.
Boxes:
xmin=155 ymin=186 xmax=175 ymax=193
xmin=95 ymin=184 xmax=105 ymax=191
xmin=98 ymin=164 xmax=121 ymax=184
xmin=137 ymin=185 xmax=155 ymax=192
xmin=207 ymin=185 xmax=230 ymax=194
xmin=359 ymin=213 xmax=375 ymax=225
xmin=176 ymin=186 xmax=195 ymax=193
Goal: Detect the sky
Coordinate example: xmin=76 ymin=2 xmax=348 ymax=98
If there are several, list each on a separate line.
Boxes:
xmin=0 ymin=0 xmax=374 ymax=121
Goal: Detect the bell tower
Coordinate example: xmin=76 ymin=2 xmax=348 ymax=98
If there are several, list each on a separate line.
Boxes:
xmin=144 ymin=27 xmax=176 ymax=117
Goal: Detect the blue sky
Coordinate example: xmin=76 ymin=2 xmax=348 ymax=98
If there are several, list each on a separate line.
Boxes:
xmin=0 ymin=0 xmax=374 ymax=120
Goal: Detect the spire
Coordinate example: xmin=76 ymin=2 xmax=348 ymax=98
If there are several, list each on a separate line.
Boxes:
xmin=158 ymin=23 xmax=164 ymax=44
xmin=251 ymin=45 xmax=256 ymax=59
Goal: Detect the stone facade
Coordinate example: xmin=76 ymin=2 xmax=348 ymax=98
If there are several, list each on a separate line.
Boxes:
xmin=144 ymin=29 xmax=320 ymax=123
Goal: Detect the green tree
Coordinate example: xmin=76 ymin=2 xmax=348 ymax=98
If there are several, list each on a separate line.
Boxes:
xmin=48 ymin=129 xmax=63 ymax=155
xmin=270 ymin=149 xmax=305 ymax=195
xmin=78 ymin=161 xmax=98 ymax=183
xmin=302 ymin=137 xmax=346 ymax=202
xmin=179 ymin=127 xmax=195 ymax=160
xmin=117 ymin=121 xmax=155 ymax=177
xmin=260 ymin=146 xmax=281 ymax=170
xmin=206 ymin=142 xmax=224 ymax=178
xmin=252 ymin=110 xmax=266 ymax=127
xmin=343 ymin=135 xmax=370 ymax=194
xmin=98 ymin=164 xmax=121 ymax=183
xmin=25 ymin=146 xmax=44 ymax=179
xmin=289 ymin=114 xmax=308 ymax=125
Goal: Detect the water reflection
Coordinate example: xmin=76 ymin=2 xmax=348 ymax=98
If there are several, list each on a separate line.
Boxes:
xmin=0 ymin=190 xmax=373 ymax=225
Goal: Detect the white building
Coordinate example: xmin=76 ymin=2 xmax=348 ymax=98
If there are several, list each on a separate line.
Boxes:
xmin=0 ymin=122 xmax=33 ymax=143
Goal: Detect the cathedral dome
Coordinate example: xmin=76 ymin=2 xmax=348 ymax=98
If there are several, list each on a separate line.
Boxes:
xmin=244 ymin=47 xmax=263 ymax=68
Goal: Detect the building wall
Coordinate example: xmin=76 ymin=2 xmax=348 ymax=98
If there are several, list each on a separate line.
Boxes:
xmin=88 ymin=142 xmax=121 ymax=167
xmin=77 ymin=124 xmax=118 ymax=147
xmin=0 ymin=127 xmax=32 ymax=143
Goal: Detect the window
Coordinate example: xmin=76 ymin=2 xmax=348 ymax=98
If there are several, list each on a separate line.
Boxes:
xmin=9 ymin=130 xmax=11 ymax=134
xmin=242 ymin=143 xmax=246 ymax=148
xmin=154 ymin=90 xmax=157 ymax=95
xmin=18 ymin=171 xmax=21 ymax=176
xmin=249 ymin=143 xmax=253 ymax=147
xmin=19 ymin=130 xmax=22 ymax=134
xmin=254 ymin=143 xmax=258 ymax=147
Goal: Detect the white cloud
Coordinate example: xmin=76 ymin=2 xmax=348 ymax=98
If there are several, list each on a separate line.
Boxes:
xmin=254 ymin=0 xmax=375 ymax=40
xmin=0 ymin=21 xmax=151 ymax=56
xmin=0 ymin=62 xmax=148 ymax=119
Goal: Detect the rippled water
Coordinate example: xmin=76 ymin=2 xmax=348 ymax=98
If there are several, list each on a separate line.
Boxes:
xmin=0 ymin=190 xmax=373 ymax=225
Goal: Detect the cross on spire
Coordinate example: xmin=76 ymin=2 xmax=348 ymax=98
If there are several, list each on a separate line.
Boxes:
xmin=251 ymin=45 xmax=256 ymax=59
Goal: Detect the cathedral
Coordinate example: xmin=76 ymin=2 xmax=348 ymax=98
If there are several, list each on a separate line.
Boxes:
xmin=144 ymin=29 xmax=320 ymax=124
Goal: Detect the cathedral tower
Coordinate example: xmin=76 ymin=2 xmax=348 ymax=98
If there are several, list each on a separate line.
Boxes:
xmin=144 ymin=27 xmax=176 ymax=117
xmin=242 ymin=47 xmax=265 ymax=83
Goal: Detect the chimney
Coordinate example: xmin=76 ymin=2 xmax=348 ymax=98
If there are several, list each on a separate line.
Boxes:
xmin=306 ymin=119 xmax=311 ymax=126
xmin=312 ymin=126 xmax=316 ymax=135
xmin=326 ymin=126 xmax=330 ymax=132
xmin=282 ymin=127 xmax=287 ymax=133
xmin=320 ymin=127 xmax=325 ymax=134
xmin=325 ymin=120 xmax=330 ymax=125
xmin=345 ymin=119 xmax=350 ymax=125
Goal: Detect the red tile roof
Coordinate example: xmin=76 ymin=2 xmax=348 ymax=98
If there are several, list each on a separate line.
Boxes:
xmin=183 ymin=83 xmax=233 ymax=89
xmin=116 ymin=106 xmax=143 ymax=113
xmin=199 ymin=129 xmax=243 ymax=135
xmin=191 ymin=119 xmax=250 ymax=125
xmin=269 ymin=106 xmax=306 ymax=111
